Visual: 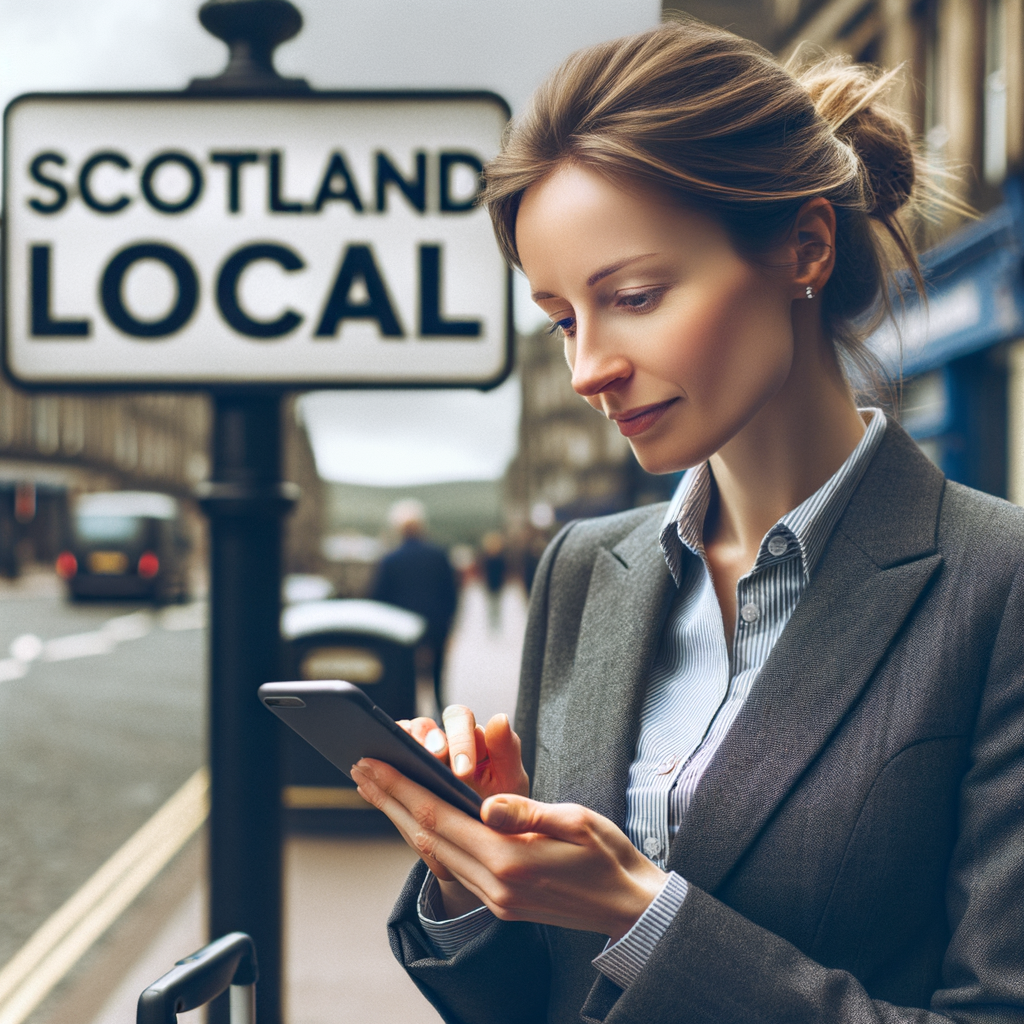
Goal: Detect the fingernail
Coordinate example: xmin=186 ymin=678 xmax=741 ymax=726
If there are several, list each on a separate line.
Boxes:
xmin=425 ymin=729 xmax=447 ymax=754
xmin=485 ymin=797 xmax=509 ymax=829
xmin=453 ymin=753 xmax=471 ymax=775
xmin=354 ymin=759 xmax=374 ymax=778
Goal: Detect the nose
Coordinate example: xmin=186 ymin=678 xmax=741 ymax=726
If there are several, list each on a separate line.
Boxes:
xmin=568 ymin=325 xmax=632 ymax=399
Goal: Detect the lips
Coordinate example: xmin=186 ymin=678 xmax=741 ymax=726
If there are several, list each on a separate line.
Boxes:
xmin=611 ymin=398 xmax=677 ymax=437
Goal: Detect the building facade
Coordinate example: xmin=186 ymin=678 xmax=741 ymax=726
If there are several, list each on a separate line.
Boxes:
xmin=0 ymin=375 xmax=323 ymax=578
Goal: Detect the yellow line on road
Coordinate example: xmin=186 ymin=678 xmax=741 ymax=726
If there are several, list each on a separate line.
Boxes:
xmin=0 ymin=768 xmax=209 ymax=1024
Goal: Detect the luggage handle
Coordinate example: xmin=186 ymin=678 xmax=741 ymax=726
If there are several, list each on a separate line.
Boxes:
xmin=136 ymin=932 xmax=258 ymax=1024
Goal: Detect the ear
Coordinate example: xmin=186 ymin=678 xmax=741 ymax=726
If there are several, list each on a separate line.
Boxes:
xmin=784 ymin=197 xmax=836 ymax=299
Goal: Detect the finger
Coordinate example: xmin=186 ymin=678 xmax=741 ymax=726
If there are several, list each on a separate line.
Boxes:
xmin=482 ymin=713 xmax=513 ymax=758
xmin=408 ymin=717 xmax=449 ymax=761
xmin=404 ymin=810 xmax=515 ymax=913
xmin=481 ymin=796 xmax=593 ymax=844
xmin=478 ymin=715 xmax=530 ymax=796
xmin=350 ymin=765 xmax=455 ymax=881
xmin=353 ymin=759 xmax=499 ymax=896
xmin=355 ymin=757 xmax=481 ymax=840
xmin=442 ymin=704 xmax=479 ymax=779
xmin=472 ymin=725 xmax=490 ymax=776
xmin=407 ymin=716 xmax=440 ymax=743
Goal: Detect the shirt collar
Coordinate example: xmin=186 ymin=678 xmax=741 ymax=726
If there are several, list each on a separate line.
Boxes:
xmin=659 ymin=408 xmax=887 ymax=587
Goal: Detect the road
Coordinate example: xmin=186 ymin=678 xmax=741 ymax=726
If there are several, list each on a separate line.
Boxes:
xmin=0 ymin=571 xmax=206 ymax=971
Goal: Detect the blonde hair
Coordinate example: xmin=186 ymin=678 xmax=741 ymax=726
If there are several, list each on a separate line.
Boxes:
xmin=484 ymin=20 xmax=926 ymax=384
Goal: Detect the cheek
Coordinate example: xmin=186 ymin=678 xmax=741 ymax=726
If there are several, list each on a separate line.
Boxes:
xmin=674 ymin=270 xmax=793 ymax=402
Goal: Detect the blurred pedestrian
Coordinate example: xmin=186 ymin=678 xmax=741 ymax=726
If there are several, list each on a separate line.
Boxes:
xmin=479 ymin=531 xmax=506 ymax=630
xmin=371 ymin=499 xmax=457 ymax=714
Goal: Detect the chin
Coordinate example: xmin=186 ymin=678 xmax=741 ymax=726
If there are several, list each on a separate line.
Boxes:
xmin=628 ymin=419 xmax=726 ymax=475
xmin=629 ymin=441 xmax=694 ymax=477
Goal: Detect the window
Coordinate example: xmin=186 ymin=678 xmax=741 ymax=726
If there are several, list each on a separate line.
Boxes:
xmin=984 ymin=0 xmax=1008 ymax=184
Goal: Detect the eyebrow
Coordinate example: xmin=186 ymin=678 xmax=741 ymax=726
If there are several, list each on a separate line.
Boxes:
xmin=531 ymin=253 xmax=659 ymax=300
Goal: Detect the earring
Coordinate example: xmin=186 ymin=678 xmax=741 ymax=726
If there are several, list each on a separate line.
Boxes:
xmin=805 ymin=286 xmax=815 ymax=300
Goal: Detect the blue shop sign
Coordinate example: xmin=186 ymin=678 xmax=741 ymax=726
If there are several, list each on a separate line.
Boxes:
xmin=868 ymin=179 xmax=1024 ymax=378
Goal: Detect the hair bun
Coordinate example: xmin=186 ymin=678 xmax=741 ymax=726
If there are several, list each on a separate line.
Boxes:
xmin=798 ymin=58 xmax=916 ymax=220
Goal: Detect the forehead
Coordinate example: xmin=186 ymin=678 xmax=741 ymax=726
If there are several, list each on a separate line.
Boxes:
xmin=515 ymin=163 xmax=730 ymax=282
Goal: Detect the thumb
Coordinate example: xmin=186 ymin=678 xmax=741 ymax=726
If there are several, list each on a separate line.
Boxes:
xmin=481 ymin=795 xmax=591 ymax=843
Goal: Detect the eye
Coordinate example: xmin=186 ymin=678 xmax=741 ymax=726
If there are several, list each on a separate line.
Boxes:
xmin=546 ymin=316 xmax=576 ymax=338
xmin=616 ymin=288 xmax=666 ymax=313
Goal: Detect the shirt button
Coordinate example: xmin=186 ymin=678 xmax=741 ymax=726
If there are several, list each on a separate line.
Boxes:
xmin=643 ymin=836 xmax=662 ymax=858
xmin=767 ymin=535 xmax=788 ymax=556
xmin=740 ymin=602 xmax=760 ymax=623
xmin=656 ymin=758 xmax=677 ymax=775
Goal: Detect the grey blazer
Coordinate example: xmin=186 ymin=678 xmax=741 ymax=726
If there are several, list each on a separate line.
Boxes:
xmin=388 ymin=422 xmax=1024 ymax=1023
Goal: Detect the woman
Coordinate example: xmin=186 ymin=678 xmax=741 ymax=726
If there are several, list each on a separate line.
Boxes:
xmin=350 ymin=19 xmax=1024 ymax=1023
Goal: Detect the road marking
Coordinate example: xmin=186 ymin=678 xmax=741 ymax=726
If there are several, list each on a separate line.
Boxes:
xmin=1 ymin=605 xmax=207 ymax=685
xmin=41 ymin=630 xmax=117 ymax=662
xmin=159 ymin=602 xmax=207 ymax=632
xmin=0 ymin=767 xmax=209 ymax=1024
xmin=43 ymin=611 xmax=153 ymax=662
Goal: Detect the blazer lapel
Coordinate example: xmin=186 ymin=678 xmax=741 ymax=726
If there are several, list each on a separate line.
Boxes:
xmin=553 ymin=518 xmax=676 ymax=829
xmin=667 ymin=422 xmax=946 ymax=891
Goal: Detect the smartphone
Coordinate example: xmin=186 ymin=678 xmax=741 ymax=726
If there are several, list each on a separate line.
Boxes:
xmin=258 ymin=680 xmax=482 ymax=819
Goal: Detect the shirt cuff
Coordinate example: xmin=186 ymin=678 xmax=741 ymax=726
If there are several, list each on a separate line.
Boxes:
xmin=416 ymin=871 xmax=496 ymax=958
xmin=592 ymin=872 xmax=689 ymax=991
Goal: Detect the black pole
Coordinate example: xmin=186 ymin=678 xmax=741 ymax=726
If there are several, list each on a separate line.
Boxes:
xmin=200 ymin=393 xmax=296 ymax=1024
xmin=191 ymin=5 xmax=307 ymax=1023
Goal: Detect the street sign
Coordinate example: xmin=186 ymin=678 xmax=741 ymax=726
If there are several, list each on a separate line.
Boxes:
xmin=3 ymin=92 xmax=511 ymax=388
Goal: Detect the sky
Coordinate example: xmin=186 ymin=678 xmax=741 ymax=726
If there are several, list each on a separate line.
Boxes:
xmin=0 ymin=0 xmax=661 ymax=486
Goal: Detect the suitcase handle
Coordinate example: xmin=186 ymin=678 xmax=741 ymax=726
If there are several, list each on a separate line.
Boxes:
xmin=136 ymin=931 xmax=258 ymax=1024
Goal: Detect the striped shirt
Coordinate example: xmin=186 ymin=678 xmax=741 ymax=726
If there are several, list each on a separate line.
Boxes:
xmin=624 ymin=408 xmax=886 ymax=869
xmin=420 ymin=410 xmax=887 ymax=980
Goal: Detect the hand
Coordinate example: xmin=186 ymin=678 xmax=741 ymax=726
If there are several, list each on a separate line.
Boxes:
xmin=394 ymin=707 xmax=530 ymax=914
xmin=397 ymin=707 xmax=530 ymax=800
xmin=350 ymin=758 xmax=667 ymax=941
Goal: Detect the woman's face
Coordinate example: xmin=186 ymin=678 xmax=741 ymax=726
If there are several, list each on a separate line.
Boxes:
xmin=516 ymin=163 xmax=799 ymax=474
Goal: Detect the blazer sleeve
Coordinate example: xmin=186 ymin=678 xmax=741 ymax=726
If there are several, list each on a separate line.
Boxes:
xmin=385 ymin=526 xmax=577 ymax=1024
xmin=579 ymin=560 xmax=1024 ymax=1024
xmin=387 ymin=860 xmax=550 ymax=1024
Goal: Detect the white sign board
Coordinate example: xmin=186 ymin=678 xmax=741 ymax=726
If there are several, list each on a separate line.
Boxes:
xmin=3 ymin=93 xmax=511 ymax=388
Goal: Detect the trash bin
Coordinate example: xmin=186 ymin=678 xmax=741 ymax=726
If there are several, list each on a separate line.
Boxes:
xmin=279 ymin=598 xmax=426 ymax=831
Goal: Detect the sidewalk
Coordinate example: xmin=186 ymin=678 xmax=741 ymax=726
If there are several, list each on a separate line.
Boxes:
xmin=444 ymin=578 xmax=528 ymax=724
xmin=88 ymin=837 xmax=440 ymax=1024
xmin=79 ymin=581 xmax=530 ymax=1024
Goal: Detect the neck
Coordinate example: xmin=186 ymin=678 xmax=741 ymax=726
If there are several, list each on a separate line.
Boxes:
xmin=706 ymin=324 xmax=867 ymax=556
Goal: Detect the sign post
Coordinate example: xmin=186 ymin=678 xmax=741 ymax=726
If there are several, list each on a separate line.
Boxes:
xmin=193 ymin=12 xmax=306 ymax=1021
xmin=2 ymin=2 xmax=511 ymax=1021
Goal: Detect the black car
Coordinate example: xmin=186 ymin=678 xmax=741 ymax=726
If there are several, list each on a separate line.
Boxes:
xmin=57 ymin=491 xmax=191 ymax=603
